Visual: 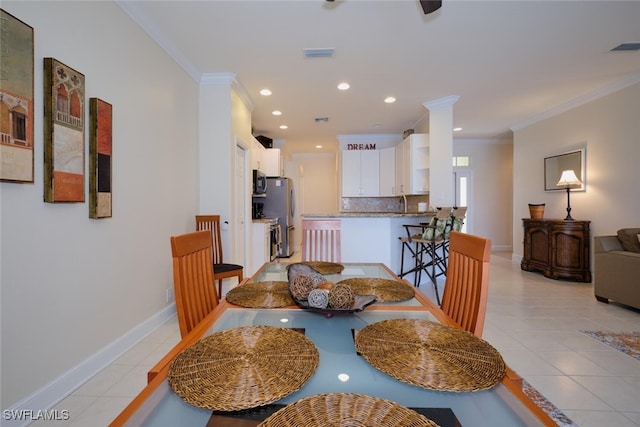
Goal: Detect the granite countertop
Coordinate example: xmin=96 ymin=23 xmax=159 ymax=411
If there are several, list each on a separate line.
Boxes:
xmin=302 ymin=211 xmax=436 ymax=218
xmin=252 ymin=217 xmax=278 ymax=223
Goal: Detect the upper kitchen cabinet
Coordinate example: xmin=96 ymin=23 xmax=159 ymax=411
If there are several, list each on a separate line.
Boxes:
xmin=263 ymin=148 xmax=282 ymax=177
xmin=341 ymin=149 xmax=380 ymax=197
xmin=395 ymin=134 xmax=429 ymax=195
xmin=379 ymin=146 xmax=396 ymax=197
xmin=251 ymin=137 xmax=265 ymax=171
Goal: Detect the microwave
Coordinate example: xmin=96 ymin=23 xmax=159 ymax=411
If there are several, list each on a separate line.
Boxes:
xmin=253 ymin=169 xmax=267 ymax=194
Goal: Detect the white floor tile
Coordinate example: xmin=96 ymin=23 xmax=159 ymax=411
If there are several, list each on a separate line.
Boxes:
xmin=571 ymin=375 xmax=640 ymax=412
xmin=524 ymin=375 xmax=613 ymax=411
xmin=562 ymin=410 xmax=639 ymax=427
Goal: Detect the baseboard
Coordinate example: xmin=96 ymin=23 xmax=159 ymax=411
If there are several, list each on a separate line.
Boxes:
xmin=2 ymin=304 xmax=176 ymax=427
xmin=512 ymin=253 xmax=523 ymax=264
xmin=491 ymin=245 xmax=512 ymax=253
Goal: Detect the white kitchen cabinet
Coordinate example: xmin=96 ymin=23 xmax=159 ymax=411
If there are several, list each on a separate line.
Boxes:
xmin=263 ymin=148 xmax=281 ymax=177
xmin=341 ymin=150 xmax=380 ymax=197
xmin=379 ymin=146 xmax=396 ymax=196
xmin=395 ymin=134 xmax=429 ymax=195
xmin=251 ymin=137 xmax=265 ymax=171
xmin=251 ymin=222 xmax=270 ymax=276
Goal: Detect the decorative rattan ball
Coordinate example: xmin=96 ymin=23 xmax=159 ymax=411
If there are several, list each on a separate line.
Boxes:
xmin=290 ymin=275 xmax=316 ymax=301
xmin=308 ymin=272 xmax=326 ymax=286
xmin=307 ymin=289 xmax=329 ymax=309
xmin=328 ymin=283 xmax=355 ymax=309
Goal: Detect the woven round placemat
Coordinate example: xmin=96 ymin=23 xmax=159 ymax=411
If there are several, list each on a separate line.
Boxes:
xmin=225 ymin=281 xmax=294 ymax=308
xmin=299 ymin=261 xmax=344 ymax=274
xmin=257 ymin=393 xmax=440 ymax=427
xmin=355 ymin=319 xmax=506 ymax=392
xmin=337 ymin=278 xmax=415 ymax=302
xmin=168 ymin=326 xmax=319 ymax=411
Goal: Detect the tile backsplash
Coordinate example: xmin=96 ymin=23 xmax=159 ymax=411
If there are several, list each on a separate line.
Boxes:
xmin=341 ymin=195 xmax=430 ymax=213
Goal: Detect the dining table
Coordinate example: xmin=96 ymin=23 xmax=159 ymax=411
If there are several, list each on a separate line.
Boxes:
xmin=110 ymin=262 xmax=556 ymax=427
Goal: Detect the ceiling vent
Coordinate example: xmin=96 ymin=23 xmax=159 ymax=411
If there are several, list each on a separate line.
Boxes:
xmin=315 ymin=117 xmax=329 ymax=123
xmin=304 ymin=48 xmax=335 ymax=58
xmin=610 ymin=42 xmax=640 ymax=51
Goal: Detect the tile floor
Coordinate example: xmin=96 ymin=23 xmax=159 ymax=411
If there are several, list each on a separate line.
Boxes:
xmin=32 ymin=253 xmax=640 ymax=426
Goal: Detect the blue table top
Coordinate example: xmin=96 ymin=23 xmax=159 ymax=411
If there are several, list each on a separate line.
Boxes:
xmin=113 ymin=263 xmax=550 ymax=427
xmin=124 ymin=309 xmax=539 ymax=427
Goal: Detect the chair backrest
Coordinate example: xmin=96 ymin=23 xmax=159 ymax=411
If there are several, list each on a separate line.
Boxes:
xmin=301 ymin=219 xmax=341 ymax=262
xmin=195 ymin=215 xmax=224 ymax=264
xmin=422 ymin=207 xmax=453 ymax=241
xmin=170 ymin=230 xmax=219 ymax=337
xmin=451 ymin=207 xmax=467 ymax=232
xmin=440 ymin=231 xmax=492 ymax=337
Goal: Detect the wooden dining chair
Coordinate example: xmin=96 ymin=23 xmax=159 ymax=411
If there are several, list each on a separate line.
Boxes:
xmin=195 ymin=215 xmax=243 ymax=297
xmin=301 ymin=219 xmax=341 ymax=262
xmin=170 ymin=230 xmax=219 ymax=338
xmin=440 ymin=231 xmax=492 ymax=337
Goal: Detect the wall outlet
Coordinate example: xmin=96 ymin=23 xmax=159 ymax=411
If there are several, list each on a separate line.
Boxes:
xmin=166 ymin=288 xmax=174 ymax=304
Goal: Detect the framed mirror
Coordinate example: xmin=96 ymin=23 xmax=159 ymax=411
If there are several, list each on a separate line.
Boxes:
xmin=544 ymin=148 xmax=585 ymax=191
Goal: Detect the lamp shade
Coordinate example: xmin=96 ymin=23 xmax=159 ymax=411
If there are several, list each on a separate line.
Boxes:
xmin=556 ymin=170 xmax=581 ymax=188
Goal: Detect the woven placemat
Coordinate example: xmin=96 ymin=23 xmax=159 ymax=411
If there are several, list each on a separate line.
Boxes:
xmin=169 ymin=326 xmax=319 ymax=411
xmin=226 ymin=281 xmax=294 ymax=308
xmin=355 ymin=319 xmax=506 ymax=392
xmin=337 ymin=277 xmax=415 ymax=302
xmin=298 ymin=261 xmax=344 ymax=274
xmin=257 ymin=393 xmax=440 ymax=427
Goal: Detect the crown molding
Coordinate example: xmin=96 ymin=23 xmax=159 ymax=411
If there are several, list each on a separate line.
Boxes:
xmin=115 ymin=1 xmax=201 ymax=82
xmin=199 ymin=73 xmax=255 ymax=112
xmin=511 ymin=72 xmax=640 ymax=131
xmin=422 ymin=95 xmax=461 ymax=111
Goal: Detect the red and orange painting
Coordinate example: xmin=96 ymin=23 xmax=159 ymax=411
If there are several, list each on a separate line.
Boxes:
xmin=89 ymin=98 xmax=112 ymax=218
xmin=43 ymin=58 xmax=85 ymax=202
xmin=0 ymin=9 xmax=34 ymax=183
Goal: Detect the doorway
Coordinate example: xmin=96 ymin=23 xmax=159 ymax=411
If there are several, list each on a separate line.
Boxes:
xmin=452 ymin=168 xmax=472 ymax=233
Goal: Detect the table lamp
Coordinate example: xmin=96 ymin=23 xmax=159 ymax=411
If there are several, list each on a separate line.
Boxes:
xmin=556 ymin=169 xmax=582 ymax=220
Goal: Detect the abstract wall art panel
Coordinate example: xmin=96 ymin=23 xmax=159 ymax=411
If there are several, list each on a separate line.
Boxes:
xmin=0 ymin=9 xmax=35 ymax=183
xmin=89 ymin=98 xmax=112 ymax=218
xmin=43 ymin=57 xmax=85 ymax=202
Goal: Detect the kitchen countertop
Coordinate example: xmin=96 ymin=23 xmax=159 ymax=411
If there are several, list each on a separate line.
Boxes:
xmin=252 ymin=217 xmax=278 ymax=223
xmin=302 ymin=212 xmax=436 ymax=218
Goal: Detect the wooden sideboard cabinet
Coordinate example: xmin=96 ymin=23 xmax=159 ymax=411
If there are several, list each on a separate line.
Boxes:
xmin=521 ymin=219 xmax=591 ymax=282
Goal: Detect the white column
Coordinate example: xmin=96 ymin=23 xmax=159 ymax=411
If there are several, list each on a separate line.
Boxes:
xmin=423 ymin=95 xmax=459 ymax=208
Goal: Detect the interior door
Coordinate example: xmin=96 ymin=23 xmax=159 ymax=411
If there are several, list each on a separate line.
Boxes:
xmin=453 ymin=168 xmax=472 ymax=233
xmin=235 ymin=142 xmax=248 ymax=270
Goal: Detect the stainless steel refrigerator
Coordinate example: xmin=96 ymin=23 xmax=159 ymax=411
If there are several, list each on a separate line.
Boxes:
xmin=261 ymin=177 xmax=295 ymax=257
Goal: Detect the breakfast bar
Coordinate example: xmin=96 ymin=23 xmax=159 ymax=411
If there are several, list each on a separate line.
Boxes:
xmin=301 ymin=213 xmax=434 ymax=274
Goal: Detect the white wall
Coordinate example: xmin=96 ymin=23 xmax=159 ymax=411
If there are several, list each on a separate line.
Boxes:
xmin=512 ymin=81 xmax=640 ymax=261
xmin=454 ymin=139 xmax=514 ymax=251
xmin=0 ymin=1 xmax=199 ymax=408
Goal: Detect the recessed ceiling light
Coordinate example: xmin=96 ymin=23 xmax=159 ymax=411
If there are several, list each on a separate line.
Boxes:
xmin=453 ymin=127 xmax=462 ymax=131
xmin=279 ymin=125 xmax=288 ymax=129
xmin=337 ymin=82 xmax=350 ymax=90
xmin=260 ymin=89 xmax=272 ymax=96
xmin=384 ymin=96 xmax=396 ymax=104
xmin=315 ymin=145 xmax=323 ymax=149
xmin=272 ymin=110 xmax=282 ymax=116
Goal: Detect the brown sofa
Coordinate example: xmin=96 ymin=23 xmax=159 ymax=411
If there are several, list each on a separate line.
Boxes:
xmin=593 ymin=228 xmax=640 ymax=310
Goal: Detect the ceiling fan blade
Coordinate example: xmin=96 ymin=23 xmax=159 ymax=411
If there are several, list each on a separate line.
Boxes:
xmin=419 ymin=0 xmax=442 ymax=14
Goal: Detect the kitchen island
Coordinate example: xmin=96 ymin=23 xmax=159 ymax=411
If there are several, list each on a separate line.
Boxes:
xmin=302 ymin=212 xmax=435 ymax=277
